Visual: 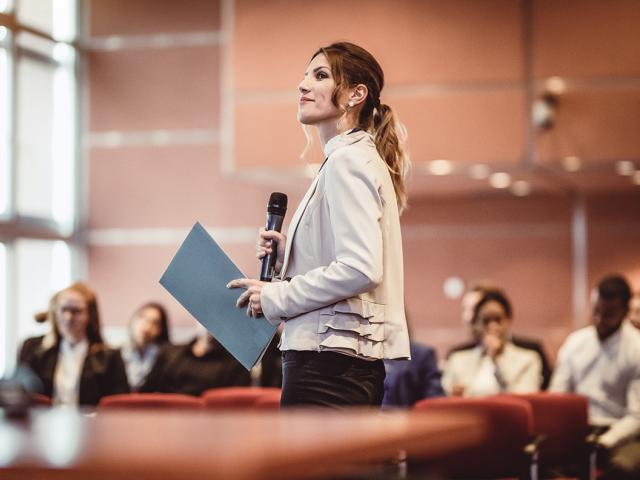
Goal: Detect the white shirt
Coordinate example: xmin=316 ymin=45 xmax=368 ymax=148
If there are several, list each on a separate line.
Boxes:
xmin=53 ymin=338 xmax=89 ymax=406
xmin=121 ymin=343 xmax=160 ymax=390
xmin=442 ymin=342 xmax=542 ymax=397
xmin=550 ymin=322 xmax=640 ymax=447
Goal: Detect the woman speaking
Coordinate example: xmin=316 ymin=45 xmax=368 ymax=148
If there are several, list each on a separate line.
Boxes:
xmin=229 ymin=42 xmax=410 ymax=407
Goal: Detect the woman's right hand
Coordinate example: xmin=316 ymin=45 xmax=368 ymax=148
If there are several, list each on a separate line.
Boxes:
xmin=256 ymin=227 xmax=287 ymax=274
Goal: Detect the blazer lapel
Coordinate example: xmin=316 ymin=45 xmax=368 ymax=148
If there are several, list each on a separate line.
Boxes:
xmin=280 ymin=173 xmax=322 ymax=277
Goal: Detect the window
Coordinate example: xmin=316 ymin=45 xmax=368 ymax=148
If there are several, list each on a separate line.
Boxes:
xmin=15 ymin=35 xmax=76 ymax=228
xmin=16 ymin=0 xmax=76 ymax=42
xmin=15 ymin=239 xmax=71 ymax=343
xmin=0 ymin=243 xmax=6 ymax=377
xmin=0 ymin=0 xmax=80 ymax=376
xmin=0 ymin=32 xmax=9 ymax=218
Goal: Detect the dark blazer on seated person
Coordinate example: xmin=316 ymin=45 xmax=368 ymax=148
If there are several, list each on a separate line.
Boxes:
xmin=19 ymin=335 xmax=130 ymax=405
xmin=447 ymin=334 xmax=552 ymax=390
xmin=383 ymin=341 xmax=445 ymax=408
xmin=140 ymin=338 xmax=251 ymax=396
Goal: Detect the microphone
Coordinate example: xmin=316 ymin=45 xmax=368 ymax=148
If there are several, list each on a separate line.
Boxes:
xmin=260 ymin=192 xmax=288 ymax=282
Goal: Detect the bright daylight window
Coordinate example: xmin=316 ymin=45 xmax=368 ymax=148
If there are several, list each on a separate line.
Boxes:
xmin=0 ymin=31 xmax=8 ymax=217
xmin=0 ymin=0 xmax=79 ymax=375
xmin=0 ymin=243 xmax=6 ymax=377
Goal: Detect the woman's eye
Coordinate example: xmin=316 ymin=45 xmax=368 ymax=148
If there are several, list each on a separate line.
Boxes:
xmin=316 ymin=71 xmax=328 ymax=80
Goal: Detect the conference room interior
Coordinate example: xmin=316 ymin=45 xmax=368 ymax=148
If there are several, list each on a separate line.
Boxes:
xmin=1 ymin=0 xmax=639 ymax=479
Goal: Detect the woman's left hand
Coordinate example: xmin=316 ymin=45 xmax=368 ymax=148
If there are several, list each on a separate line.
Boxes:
xmin=227 ymin=278 xmax=266 ymax=318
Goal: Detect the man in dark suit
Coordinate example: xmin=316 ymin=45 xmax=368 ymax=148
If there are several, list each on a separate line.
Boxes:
xmin=383 ymin=340 xmax=445 ymax=407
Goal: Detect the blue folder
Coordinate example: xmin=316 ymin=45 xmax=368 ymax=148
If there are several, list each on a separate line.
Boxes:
xmin=159 ymin=222 xmax=277 ymax=371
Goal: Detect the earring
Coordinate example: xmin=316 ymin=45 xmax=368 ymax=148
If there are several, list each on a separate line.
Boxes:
xmin=347 ymin=100 xmax=354 ymax=108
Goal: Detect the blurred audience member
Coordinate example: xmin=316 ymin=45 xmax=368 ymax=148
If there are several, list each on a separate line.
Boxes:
xmin=551 ymin=274 xmax=640 ymax=479
xmin=628 ymin=291 xmax=640 ymax=330
xmin=383 ymin=340 xmax=444 ymax=408
xmin=141 ymin=324 xmax=250 ymax=396
xmin=18 ymin=295 xmax=57 ymax=365
xmin=120 ymin=302 xmax=171 ymax=391
xmin=442 ymin=289 xmax=542 ymax=397
xmin=448 ymin=283 xmax=552 ymax=389
xmin=18 ymin=282 xmax=129 ymax=406
xmin=251 ymin=332 xmax=282 ymax=388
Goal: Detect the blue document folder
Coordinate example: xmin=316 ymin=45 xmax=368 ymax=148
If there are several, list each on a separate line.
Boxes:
xmin=159 ymin=222 xmax=277 ymax=370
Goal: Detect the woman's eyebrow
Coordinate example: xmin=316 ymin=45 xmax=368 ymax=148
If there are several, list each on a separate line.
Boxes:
xmin=304 ymin=66 xmax=330 ymax=76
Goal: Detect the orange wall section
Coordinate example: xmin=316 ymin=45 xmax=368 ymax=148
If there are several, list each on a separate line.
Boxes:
xmin=89 ymin=0 xmax=222 ymax=36
xmin=89 ymin=145 xmax=288 ymax=229
xmin=89 ymin=47 xmax=221 ymax=131
xmin=532 ymin=0 xmax=640 ymax=78
xmin=233 ymin=0 xmax=524 ymax=91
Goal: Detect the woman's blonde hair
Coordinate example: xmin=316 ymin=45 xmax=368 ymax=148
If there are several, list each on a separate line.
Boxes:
xmin=311 ymin=42 xmax=410 ymax=213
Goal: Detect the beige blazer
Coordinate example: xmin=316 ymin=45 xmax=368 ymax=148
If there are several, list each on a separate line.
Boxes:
xmin=260 ymin=130 xmax=410 ymax=360
xmin=442 ymin=343 xmax=542 ymax=397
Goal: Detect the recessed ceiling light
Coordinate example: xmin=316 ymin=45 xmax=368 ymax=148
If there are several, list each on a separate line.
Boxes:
xmin=615 ymin=160 xmax=635 ymax=176
xmin=511 ymin=180 xmax=531 ymax=197
xmin=562 ymin=156 xmax=581 ymax=172
xmin=469 ymin=164 xmax=491 ymax=180
xmin=443 ymin=276 xmax=465 ymax=300
xmin=489 ymin=172 xmax=511 ymax=189
xmin=428 ymin=159 xmax=453 ymax=176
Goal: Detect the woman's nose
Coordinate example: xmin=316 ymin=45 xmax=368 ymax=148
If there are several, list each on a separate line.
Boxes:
xmin=298 ymin=80 xmax=310 ymax=95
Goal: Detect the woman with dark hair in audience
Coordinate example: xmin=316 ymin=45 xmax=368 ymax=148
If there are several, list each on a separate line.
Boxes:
xmin=442 ymin=288 xmax=542 ymax=397
xmin=18 ymin=282 xmax=130 ymax=406
xmin=120 ymin=302 xmax=171 ymax=391
xmin=141 ymin=324 xmax=250 ymax=396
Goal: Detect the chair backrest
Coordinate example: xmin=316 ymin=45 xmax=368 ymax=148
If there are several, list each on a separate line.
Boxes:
xmin=252 ymin=389 xmax=282 ymax=410
xmin=98 ymin=393 xmax=204 ymax=411
xmin=500 ymin=392 xmax=590 ymax=466
xmin=202 ymin=387 xmax=281 ymax=410
xmin=413 ymin=396 xmax=534 ymax=478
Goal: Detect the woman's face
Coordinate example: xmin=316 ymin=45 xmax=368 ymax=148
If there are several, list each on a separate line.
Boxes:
xmin=131 ymin=307 xmax=163 ymax=348
xmin=55 ymin=289 xmax=89 ymax=344
xmin=476 ymin=300 xmax=511 ymax=340
xmin=297 ymin=53 xmax=343 ymax=126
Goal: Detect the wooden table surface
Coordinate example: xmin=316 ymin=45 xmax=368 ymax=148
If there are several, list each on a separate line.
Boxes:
xmin=0 ymin=406 xmax=486 ymax=479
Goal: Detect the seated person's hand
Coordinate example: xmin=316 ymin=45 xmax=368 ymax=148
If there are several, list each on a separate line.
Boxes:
xmin=483 ymin=331 xmax=504 ymax=360
xmin=451 ymin=384 xmax=465 ymax=397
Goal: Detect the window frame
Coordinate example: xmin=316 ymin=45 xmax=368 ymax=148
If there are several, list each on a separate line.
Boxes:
xmin=0 ymin=1 xmax=82 ymax=376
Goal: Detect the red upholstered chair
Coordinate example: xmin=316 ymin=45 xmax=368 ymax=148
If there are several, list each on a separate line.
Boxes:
xmin=202 ymin=387 xmax=281 ymax=410
xmin=252 ymin=389 xmax=282 ymax=410
xmin=412 ymin=396 xmax=537 ymax=479
xmin=500 ymin=393 xmax=593 ymax=479
xmin=98 ymin=393 xmax=204 ymax=411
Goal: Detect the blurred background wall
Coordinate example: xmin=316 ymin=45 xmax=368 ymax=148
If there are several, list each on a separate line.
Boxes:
xmin=2 ymin=0 xmax=639 ymax=371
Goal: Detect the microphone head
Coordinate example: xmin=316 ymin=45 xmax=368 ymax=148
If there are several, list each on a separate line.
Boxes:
xmin=267 ymin=192 xmax=288 ymax=216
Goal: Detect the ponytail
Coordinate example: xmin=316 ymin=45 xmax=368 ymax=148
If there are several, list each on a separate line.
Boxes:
xmin=372 ymin=103 xmax=410 ymax=214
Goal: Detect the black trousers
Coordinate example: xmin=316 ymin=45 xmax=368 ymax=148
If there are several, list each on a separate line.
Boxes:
xmin=280 ymin=350 xmax=385 ymax=408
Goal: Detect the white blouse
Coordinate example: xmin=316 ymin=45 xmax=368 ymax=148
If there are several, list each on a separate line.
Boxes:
xmin=53 ymin=338 xmax=88 ymax=406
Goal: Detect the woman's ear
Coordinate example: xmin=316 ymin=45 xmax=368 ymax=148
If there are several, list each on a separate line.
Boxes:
xmin=348 ymin=84 xmax=369 ymax=107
